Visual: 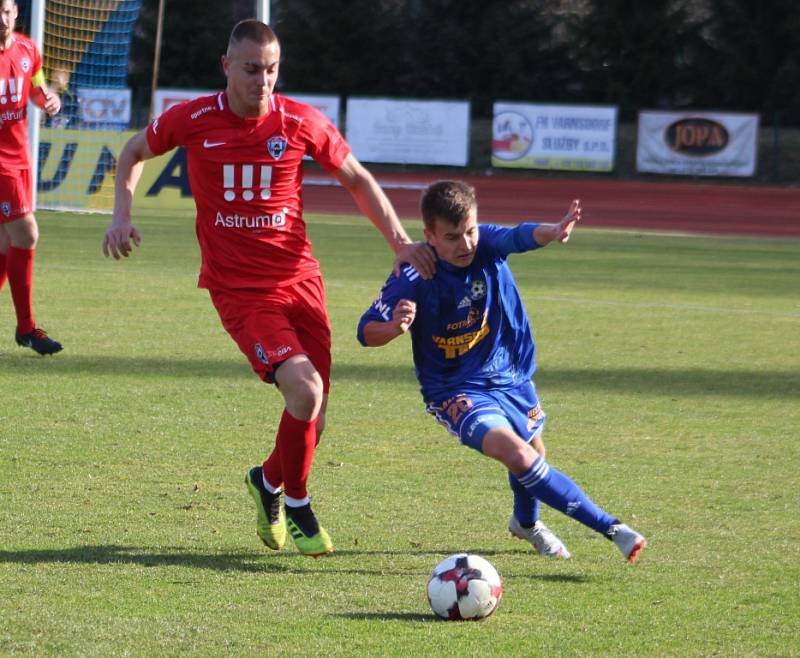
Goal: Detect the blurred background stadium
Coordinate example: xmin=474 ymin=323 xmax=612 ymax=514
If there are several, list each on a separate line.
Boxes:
xmin=15 ymin=0 xmax=800 ymax=212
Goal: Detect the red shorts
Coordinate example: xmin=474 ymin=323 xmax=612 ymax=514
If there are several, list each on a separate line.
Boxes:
xmin=0 ymin=168 xmax=33 ymax=223
xmin=208 ymin=276 xmax=332 ymax=391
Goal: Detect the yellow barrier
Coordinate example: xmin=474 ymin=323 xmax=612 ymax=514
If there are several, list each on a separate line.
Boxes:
xmin=38 ymin=127 xmax=197 ymax=212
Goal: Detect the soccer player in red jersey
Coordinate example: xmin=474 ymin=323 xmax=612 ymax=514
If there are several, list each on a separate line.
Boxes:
xmin=103 ymin=20 xmax=435 ymax=557
xmin=0 ymin=0 xmax=62 ymax=355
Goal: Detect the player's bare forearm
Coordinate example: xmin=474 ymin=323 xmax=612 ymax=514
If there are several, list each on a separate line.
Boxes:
xmin=533 ymin=199 xmax=582 ymax=246
xmin=363 ymin=299 xmax=416 ymax=346
xmin=362 ymin=320 xmax=406 ymax=347
xmin=335 ymin=155 xmax=436 ymax=278
xmin=104 ymin=131 xmax=153 ymax=258
xmin=112 ymin=131 xmax=152 ymax=223
xmin=334 ymin=155 xmax=411 ymax=249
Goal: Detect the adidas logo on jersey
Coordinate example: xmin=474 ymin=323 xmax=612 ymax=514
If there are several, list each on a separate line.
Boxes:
xmin=401 ymin=265 xmax=420 ymax=282
xmin=457 ymin=295 xmax=473 ymax=309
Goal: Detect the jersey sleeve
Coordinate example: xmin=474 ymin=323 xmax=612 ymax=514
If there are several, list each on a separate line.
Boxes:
xmin=356 ymin=265 xmax=420 ymax=346
xmin=479 ymin=223 xmax=542 ymax=259
xmin=146 ymin=101 xmax=190 ymax=155
xmin=301 ymin=106 xmax=351 ymax=172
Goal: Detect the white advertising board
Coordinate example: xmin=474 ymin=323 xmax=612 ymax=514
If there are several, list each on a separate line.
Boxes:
xmin=287 ymin=94 xmax=340 ymax=128
xmin=78 ymin=87 xmax=131 ymax=125
xmin=345 ymin=98 xmax=470 ymax=166
xmin=636 ymin=110 xmax=759 ymax=177
xmin=153 ymin=88 xmax=212 ymax=116
xmin=492 ymin=102 xmax=618 ymax=171
xmin=154 ymin=89 xmax=340 ymax=127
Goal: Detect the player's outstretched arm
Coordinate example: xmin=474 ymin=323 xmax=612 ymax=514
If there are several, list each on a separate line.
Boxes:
xmin=362 ymin=299 xmax=417 ymax=347
xmin=532 ymin=199 xmax=582 ymax=246
xmin=333 ymin=154 xmax=436 ymax=279
xmin=103 ymin=130 xmax=154 ymax=259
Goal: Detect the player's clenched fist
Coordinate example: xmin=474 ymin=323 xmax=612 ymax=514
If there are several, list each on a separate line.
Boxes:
xmin=393 ymin=299 xmax=417 ymax=333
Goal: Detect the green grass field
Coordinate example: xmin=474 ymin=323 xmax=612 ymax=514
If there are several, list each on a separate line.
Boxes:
xmin=1 ymin=210 xmax=799 ymax=657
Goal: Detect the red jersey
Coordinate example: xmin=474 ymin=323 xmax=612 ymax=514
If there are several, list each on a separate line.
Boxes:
xmin=146 ymin=92 xmax=351 ymax=290
xmin=0 ymin=34 xmax=42 ymax=170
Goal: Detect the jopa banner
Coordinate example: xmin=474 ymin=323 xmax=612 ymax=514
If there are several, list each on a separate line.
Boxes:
xmin=636 ymin=111 xmax=759 ymax=177
xmin=492 ymin=102 xmax=618 ymax=172
xmin=345 ymin=98 xmax=470 ymax=166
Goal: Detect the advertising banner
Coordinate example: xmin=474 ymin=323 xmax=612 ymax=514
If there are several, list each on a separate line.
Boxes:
xmin=288 ymin=94 xmax=341 ymax=128
xmin=78 ymin=88 xmax=131 ymax=127
xmin=492 ymin=102 xmax=617 ymax=171
xmin=38 ymin=127 xmax=194 ymax=211
xmin=345 ymin=98 xmax=470 ymax=166
xmin=152 ymin=88 xmax=210 ymax=116
xmin=153 ymin=89 xmax=341 ymax=127
xmin=636 ymin=110 xmax=759 ymax=177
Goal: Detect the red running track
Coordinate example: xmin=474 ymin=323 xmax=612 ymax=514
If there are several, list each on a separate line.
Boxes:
xmin=303 ymin=172 xmax=800 ymax=237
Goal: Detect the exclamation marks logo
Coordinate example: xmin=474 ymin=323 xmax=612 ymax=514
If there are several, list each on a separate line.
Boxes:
xmin=222 ymin=164 xmax=273 ymax=201
xmin=0 ymin=78 xmax=23 ymax=104
xmin=259 ymin=166 xmax=272 ymax=199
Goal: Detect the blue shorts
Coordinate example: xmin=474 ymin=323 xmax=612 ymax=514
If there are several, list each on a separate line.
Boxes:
xmin=426 ymin=380 xmax=546 ymax=453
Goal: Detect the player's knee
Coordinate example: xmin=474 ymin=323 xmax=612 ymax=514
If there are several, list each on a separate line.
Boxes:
xmin=505 ymin=443 xmax=535 ymax=474
xmin=482 ymin=428 xmax=536 ymax=473
xmin=9 ymin=215 xmax=38 ymax=248
xmin=282 ymin=373 xmax=324 ymax=420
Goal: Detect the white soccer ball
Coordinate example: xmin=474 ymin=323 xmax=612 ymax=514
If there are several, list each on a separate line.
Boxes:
xmin=426 ymin=553 xmax=503 ymax=620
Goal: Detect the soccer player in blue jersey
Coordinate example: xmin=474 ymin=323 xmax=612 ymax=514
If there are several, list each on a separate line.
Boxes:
xmin=357 ymin=180 xmax=647 ymax=562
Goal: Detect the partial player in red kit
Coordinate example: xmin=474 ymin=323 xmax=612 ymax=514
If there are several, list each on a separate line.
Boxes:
xmin=104 ymin=20 xmax=435 ymax=557
xmin=0 ymin=0 xmax=62 ymax=355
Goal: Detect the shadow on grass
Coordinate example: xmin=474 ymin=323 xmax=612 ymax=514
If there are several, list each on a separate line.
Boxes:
xmin=331 ymin=612 xmax=434 ymax=622
xmin=0 ymin=354 xmax=251 ymax=380
xmin=336 ymin=363 xmax=799 ymax=398
xmin=0 ymin=545 xmax=590 ymax=581
xmin=537 ymin=366 xmax=800 ymax=399
xmin=7 ymin=352 xmax=791 ymax=398
xmin=0 ymin=544 xmax=286 ymax=573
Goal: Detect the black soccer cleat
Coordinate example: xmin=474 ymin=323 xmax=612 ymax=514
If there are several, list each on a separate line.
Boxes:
xmin=15 ymin=327 xmax=63 ymax=355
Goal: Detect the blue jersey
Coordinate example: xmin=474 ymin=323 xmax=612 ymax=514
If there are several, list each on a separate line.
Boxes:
xmin=357 ymin=223 xmax=542 ymax=402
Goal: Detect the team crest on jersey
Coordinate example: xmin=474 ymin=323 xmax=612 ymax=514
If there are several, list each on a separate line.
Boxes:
xmin=470 ymin=279 xmax=487 ymax=300
xmin=1 ymin=202 xmax=10 ymax=217
xmin=20 ymin=57 xmax=31 ymax=72
xmin=254 ymin=342 xmax=269 ymax=365
xmin=266 ymin=135 xmax=288 ymax=160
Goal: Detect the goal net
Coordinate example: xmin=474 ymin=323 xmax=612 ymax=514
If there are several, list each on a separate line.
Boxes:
xmin=31 ymin=0 xmax=143 ymax=212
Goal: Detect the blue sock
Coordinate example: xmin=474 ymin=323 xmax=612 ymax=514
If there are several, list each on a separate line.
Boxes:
xmin=516 ymin=457 xmax=618 ymax=534
xmin=508 ymin=471 xmax=539 ymax=526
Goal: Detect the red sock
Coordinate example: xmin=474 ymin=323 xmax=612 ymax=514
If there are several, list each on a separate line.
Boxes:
xmin=263 ymin=416 xmax=325 ymax=491
xmin=261 ymin=446 xmax=282 ymax=491
xmin=0 ymin=251 xmax=7 ymax=291
xmin=7 ymin=246 xmax=35 ymax=334
xmin=276 ymin=409 xmax=317 ymax=500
